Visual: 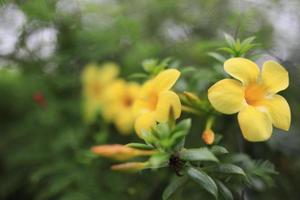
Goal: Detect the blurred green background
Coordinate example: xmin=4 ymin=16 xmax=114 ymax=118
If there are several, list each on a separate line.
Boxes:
xmin=0 ymin=0 xmax=300 ymax=199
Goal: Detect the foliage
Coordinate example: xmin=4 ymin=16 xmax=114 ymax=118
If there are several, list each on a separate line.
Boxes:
xmin=0 ymin=1 xmax=300 ymax=200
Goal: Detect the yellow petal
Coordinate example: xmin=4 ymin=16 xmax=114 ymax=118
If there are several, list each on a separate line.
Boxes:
xmin=238 ymin=106 xmax=273 ymax=142
xmin=208 ymin=79 xmax=246 ymax=114
xmin=261 ymin=60 xmax=289 ymax=93
xmin=155 ymin=91 xmax=181 ymax=123
xmin=153 ymin=69 xmax=180 ymax=92
xmin=115 ymin=111 xmax=135 ymax=135
xmin=83 ymin=99 xmax=98 ymax=123
xmin=261 ymin=95 xmax=291 ymax=131
xmin=98 ymin=62 xmax=119 ymax=83
xmin=81 ymin=63 xmax=99 ymax=83
xmin=224 ymin=58 xmax=260 ymax=85
xmin=134 ymin=112 xmax=156 ymax=138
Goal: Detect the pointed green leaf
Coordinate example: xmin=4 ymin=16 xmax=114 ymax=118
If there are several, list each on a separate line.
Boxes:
xmin=208 ymin=52 xmax=226 ymax=63
xmin=218 ymin=47 xmax=235 ymax=55
xmin=206 ymin=163 xmax=246 ymax=177
xmin=127 ymin=73 xmax=148 ymax=80
xmin=142 ymin=59 xmax=157 ymax=72
xmin=154 ymin=122 xmax=170 ymax=139
xmin=126 ymin=143 xmax=154 ymax=150
xmin=181 ymin=66 xmax=197 ymax=75
xmin=187 ymin=167 xmax=218 ymax=199
xmin=216 ymin=180 xmax=233 ymax=200
xmin=162 ymin=176 xmax=188 ymax=200
xmin=179 ymin=148 xmax=218 ymax=162
xmin=224 ymin=33 xmax=235 ymax=47
xmin=241 ymin=36 xmax=256 ymax=47
xmin=210 ymin=145 xmax=229 ymax=155
xmin=173 ymin=118 xmax=191 ymax=133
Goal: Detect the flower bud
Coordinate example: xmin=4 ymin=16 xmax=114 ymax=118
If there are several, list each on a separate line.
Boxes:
xmin=111 ymin=162 xmax=148 ymax=172
xmin=202 ymin=129 xmax=215 ymax=145
xmin=91 ymin=144 xmax=156 ymax=161
xmin=183 ymin=91 xmax=200 ymax=102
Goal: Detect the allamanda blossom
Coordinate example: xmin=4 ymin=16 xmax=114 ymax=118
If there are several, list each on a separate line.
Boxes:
xmin=81 ymin=62 xmax=119 ymax=122
xmin=208 ymin=57 xmax=291 ymax=141
xmin=102 ymin=80 xmax=140 ymax=134
xmin=134 ymin=69 xmax=181 ymax=138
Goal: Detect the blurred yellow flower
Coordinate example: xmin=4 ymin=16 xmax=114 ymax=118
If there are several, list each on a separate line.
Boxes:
xmin=102 ymin=80 xmax=140 ymax=134
xmin=208 ymin=58 xmax=291 ymax=142
xmin=134 ymin=69 xmax=181 ymax=138
xmin=81 ymin=62 xmax=119 ymax=122
xmin=91 ymin=144 xmax=156 ymax=161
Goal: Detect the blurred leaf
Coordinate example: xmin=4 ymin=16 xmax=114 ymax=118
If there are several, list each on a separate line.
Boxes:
xmin=179 ymin=148 xmax=218 ymax=162
xmin=218 ymin=47 xmax=235 ymax=55
xmin=205 ymin=163 xmax=246 ymax=177
xmin=126 ymin=143 xmax=154 ymax=150
xmin=127 ymin=73 xmax=149 ymax=80
xmin=173 ymin=118 xmax=191 ymax=134
xmin=162 ymin=176 xmax=188 ymax=200
xmin=208 ymin=52 xmax=226 ymax=63
xmin=187 ymin=167 xmax=218 ymax=199
xmin=223 ymin=33 xmax=235 ymax=48
xmin=216 ymin=180 xmax=233 ymax=200
xmin=149 ymin=153 xmax=169 ymax=169
xmin=180 ymin=66 xmax=197 ymax=75
xmin=210 ymin=145 xmax=229 ymax=155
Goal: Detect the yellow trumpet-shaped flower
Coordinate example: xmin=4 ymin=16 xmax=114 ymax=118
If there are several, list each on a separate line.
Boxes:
xmin=91 ymin=144 xmax=156 ymax=161
xmin=81 ymin=62 xmax=119 ymax=122
xmin=208 ymin=58 xmax=291 ymax=142
xmin=134 ymin=69 xmax=182 ymax=138
xmin=102 ymin=80 xmax=140 ymax=134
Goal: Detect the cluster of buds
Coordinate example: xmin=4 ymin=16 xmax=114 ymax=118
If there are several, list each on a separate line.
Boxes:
xmin=91 ymin=144 xmax=157 ymax=172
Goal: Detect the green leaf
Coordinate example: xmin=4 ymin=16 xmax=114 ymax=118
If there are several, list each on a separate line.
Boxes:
xmin=154 ymin=122 xmax=170 ymax=139
xmin=241 ymin=36 xmax=256 ymax=47
xmin=215 ymin=180 xmax=233 ymax=200
xmin=218 ymin=47 xmax=235 ymax=55
xmin=162 ymin=176 xmax=188 ymax=200
xmin=207 ymin=52 xmax=226 ymax=63
xmin=127 ymin=73 xmax=148 ymax=80
xmin=206 ymin=163 xmax=246 ymax=177
xmin=173 ymin=118 xmax=191 ymax=134
xmin=126 ymin=143 xmax=154 ymax=150
xmin=223 ymin=33 xmax=235 ymax=47
xmin=210 ymin=145 xmax=228 ymax=155
xmin=142 ymin=59 xmax=157 ymax=72
xmin=179 ymin=148 xmax=218 ymax=162
xmin=187 ymin=167 xmax=218 ymax=199
xmin=181 ymin=66 xmax=197 ymax=75
xmin=149 ymin=153 xmax=169 ymax=168
xmin=239 ymin=44 xmax=258 ymax=55
xmin=172 ymin=136 xmax=185 ymax=151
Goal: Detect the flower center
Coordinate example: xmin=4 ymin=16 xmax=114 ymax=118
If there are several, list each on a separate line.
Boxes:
xmin=123 ymin=95 xmax=134 ymax=107
xmin=244 ymin=83 xmax=266 ymax=106
xmin=147 ymin=92 xmax=158 ymax=110
xmin=90 ymin=82 xmax=102 ymax=96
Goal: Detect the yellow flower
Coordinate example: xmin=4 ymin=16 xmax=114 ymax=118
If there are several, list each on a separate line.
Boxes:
xmin=111 ymin=162 xmax=148 ymax=172
xmin=133 ymin=69 xmax=182 ymax=138
xmin=208 ymin=57 xmax=291 ymax=142
xmin=102 ymin=80 xmax=140 ymax=134
xmin=81 ymin=62 xmax=119 ymax=122
xmin=91 ymin=144 xmax=156 ymax=161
